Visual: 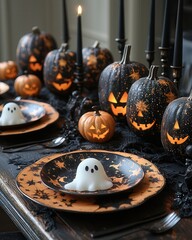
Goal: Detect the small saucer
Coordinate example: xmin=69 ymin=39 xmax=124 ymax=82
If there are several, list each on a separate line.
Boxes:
xmin=0 ymin=82 xmax=9 ymax=95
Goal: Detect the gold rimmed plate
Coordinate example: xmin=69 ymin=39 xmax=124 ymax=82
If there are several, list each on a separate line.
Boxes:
xmin=0 ymin=100 xmax=59 ymax=136
xmin=16 ymin=150 xmax=166 ymax=213
xmin=40 ymin=151 xmax=144 ymax=196
xmin=0 ymin=100 xmax=46 ymax=129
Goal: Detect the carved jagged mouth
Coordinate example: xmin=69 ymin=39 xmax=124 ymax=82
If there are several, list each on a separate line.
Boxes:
xmin=88 ymin=129 xmax=109 ymax=139
xmin=130 ymin=119 xmax=156 ymax=131
xmin=110 ymin=104 xmax=126 ymax=116
xmin=167 ymin=132 xmax=189 ymax=145
xmin=52 ymin=82 xmax=72 ymax=91
xmin=29 ymin=63 xmax=42 ymax=71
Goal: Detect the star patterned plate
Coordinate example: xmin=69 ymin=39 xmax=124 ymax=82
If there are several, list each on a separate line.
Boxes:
xmin=40 ymin=151 xmax=145 ymax=196
xmin=16 ymin=150 xmax=166 ymax=213
xmin=0 ymin=100 xmax=46 ymax=129
xmin=0 ymin=100 xmax=59 ymax=135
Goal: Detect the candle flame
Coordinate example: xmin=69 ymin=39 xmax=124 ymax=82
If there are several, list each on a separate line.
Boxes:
xmin=77 ymin=5 xmax=82 ymax=15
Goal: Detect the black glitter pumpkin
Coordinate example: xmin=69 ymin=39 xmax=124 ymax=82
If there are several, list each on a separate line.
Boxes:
xmin=43 ymin=43 xmax=76 ymax=96
xmin=16 ymin=26 xmax=57 ymax=80
xmin=127 ymin=65 xmax=178 ymax=139
xmin=83 ymin=41 xmax=114 ymax=89
xmin=98 ymin=44 xmax=149 ymax=121
xmin=161 ymin=90 xmax=192 ymax=158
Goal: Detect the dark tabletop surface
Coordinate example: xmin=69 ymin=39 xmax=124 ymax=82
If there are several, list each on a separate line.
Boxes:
xmin=0 ymin=80 xmax=192 ymax=240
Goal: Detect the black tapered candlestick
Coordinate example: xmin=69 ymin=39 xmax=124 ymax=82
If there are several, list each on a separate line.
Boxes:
xmin=159 ymin=0 xmax=170 ymax=77
xmin=115 ymin=0 xmax=126 ymax=59
xmin=145 ymin=0 xmax=155 ymax=68
xmin=74 ymin=5 xmax=84 ymax=93
xmin=171 ymin=0 xmax=183 ymax=87
xmin=62 ymin=0 xmax=69 ymax=46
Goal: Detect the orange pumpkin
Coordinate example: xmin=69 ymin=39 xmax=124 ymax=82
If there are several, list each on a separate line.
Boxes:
xmin=14 ymin=72 xmax=42 ymax=97
xmin=0 ymin=61 xmax=18 ymax=79
xmin=78 ymin=108 xmax=115 ymax=143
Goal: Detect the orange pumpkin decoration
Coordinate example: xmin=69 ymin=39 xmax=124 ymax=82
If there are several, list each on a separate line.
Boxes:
xmin=14 ymin=72 xmax=42 ymax=97
xmin=78 ymin=107 xmax=115 ymax=143
xmin=0 ymin=61 xmax=18 ymax=79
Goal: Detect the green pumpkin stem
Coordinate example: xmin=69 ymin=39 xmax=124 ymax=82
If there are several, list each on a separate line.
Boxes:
xmin=93 ymin=41 xmax=100 ymax=48
xmin=32 ymin=26 xmax=41 ymax=35
xmin=147 ymin=65 xmax=159 ymax=80
xmin=92 ymin=106 xmax=101 ymax=116
xmin=120 ymin=44 xmax=131 ymax=64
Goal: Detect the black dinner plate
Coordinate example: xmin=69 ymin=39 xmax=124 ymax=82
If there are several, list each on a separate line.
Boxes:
xmin=0 ymin=100 xmax=46 ymax=129
xmin=40 ymin=151 xmax=145 ymax=196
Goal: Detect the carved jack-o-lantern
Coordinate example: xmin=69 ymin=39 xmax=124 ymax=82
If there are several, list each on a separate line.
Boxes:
xmin=43 ymin=43 xmax=76 ymax=96
xmin=126 ymin=65 xmax=178 ymax=139
xmin=78 ymin=107 xmax=116 ymax=143
xmin=161 ymin=90 xmax=192 ymax=158
xmin=16 ymin=26 xmax=57 ymax=80
xmin=83 ymin=41 xmax=114 ymax=89
xmin=98 ymin=44 xmax=149 ymax=121
xmin=14 ymin=72 xmax=42 ymax=97
xmin=0 ymin=61 xmax=18 ymax=79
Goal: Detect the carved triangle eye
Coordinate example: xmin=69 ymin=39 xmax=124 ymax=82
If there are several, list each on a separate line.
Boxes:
xmin=90 ymin=125 xmax=96 ymax=130
xmin=173 ymin=120 xmax=180 ymax=130
xmin=108 ymin=92 xmax=117 ymax=103
xmin=101 ymin=124 xmax=106 ymax=129
xmin=120 ymin=92 xmax=128 ymax=103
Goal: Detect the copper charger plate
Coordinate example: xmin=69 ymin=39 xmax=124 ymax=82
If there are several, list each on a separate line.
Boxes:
xmin=16 ymin=150 xmax=165 ymax=213
xmin=0 ymin=82 xmax=9 ymax=95
xmin=40 ymin=151 xmax=144 ymax=196
xmin=0 ymin=100 xmax=59 ymax=136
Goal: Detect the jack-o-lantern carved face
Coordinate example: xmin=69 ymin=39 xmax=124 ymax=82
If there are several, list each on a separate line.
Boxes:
xmin=0 ymin=61 xmax=18 ymax=79
xmin=128 ymin=100 xmax=156 ymax=132
xmin=166 ymin=120 xmax=189 ymax=145
xmin=88 ymin=123 xmax=110 ymax=140
xmin=161 ymin=95 xmax=192 ymax=158
xmin=52 ymin=73 xmax=72 ymax=91
xmin=29 ymin=56 xmax=42 ymax=72
xmin=22 ymin=82 xmax=40 ymax=95
xmin=108 ymin=92 xmax=128 ymax=116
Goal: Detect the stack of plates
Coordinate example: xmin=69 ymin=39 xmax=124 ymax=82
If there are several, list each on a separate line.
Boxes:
xmin=0 ymin=99 xmax=59 ymax=136
xmin=16 ymin=150 xmax=165 ymax=213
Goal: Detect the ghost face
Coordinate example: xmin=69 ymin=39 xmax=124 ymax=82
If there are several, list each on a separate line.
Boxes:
xmin=64 ymin=158 xmax=113 ymax=192
xmin=0 ymin=102 xmax=26 ymax=126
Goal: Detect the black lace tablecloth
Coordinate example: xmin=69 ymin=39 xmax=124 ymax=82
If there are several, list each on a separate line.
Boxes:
xmin=0 ymin=80 xmax=191 ymax=222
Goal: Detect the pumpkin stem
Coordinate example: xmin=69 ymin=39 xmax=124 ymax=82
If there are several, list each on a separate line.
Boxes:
xmin=32 ymin=26 xmax=41 ymax=35
xmin=188 ymin=90 xmax=192 ymax=101
xmin=93 ymin=41 xmax=100 ymax=48
xmin=92 ymin=106 xmax=101 ymax=116
xmin=119 ymin=44 xmax=131 ymax=64
xmin=60 ymin=43 xmax=68 ymax=52
xmin=147 ymin=65 xmax=159 ymax=80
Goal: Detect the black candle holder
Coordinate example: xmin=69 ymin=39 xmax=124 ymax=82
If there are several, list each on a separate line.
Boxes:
xmin=170 ymin=65 xmax=183 ymax=88
xmin=145 ymin=50 xmax=155 ymax=68
xmin=158 ymin=46 xmax=170 ymax=77
xmin=74 ymin=63 xmax=84 ymax=94
xmin=115 ymin=38 xmax=126 ymax=59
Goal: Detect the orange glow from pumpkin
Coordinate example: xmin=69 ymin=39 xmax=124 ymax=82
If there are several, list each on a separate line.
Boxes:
xmin=173 ymin=120 xmax=180 ymax=130
xmin=166 ymin=132 xmax=189 ymax=145
xmin=130 ymin=118 xmax=156 ymax=131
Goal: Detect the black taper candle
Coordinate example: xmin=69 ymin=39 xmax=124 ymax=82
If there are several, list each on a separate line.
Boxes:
xmin=146 ymin=0 xmax=155 ymax=52
xmin=62 ymin=0 xmax=69 ymax=44
xmin=145 ymin=0 xmax=155 ymax=67
xmin=172 ymin=0 xmax=183 ymax=67
xmin=119 ymin=0 xmax=125 ymax=40
xmin=161 ymin=0 xmax=170 ymax=48
xmin=77 ymin=5 xmax=83 ymax=67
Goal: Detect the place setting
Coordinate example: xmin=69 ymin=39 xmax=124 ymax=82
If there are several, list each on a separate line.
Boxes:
xmin=0 ymin=99 xmax=59 ymax=136
xmin=16 ymin=149 xmax=165 ymax=213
